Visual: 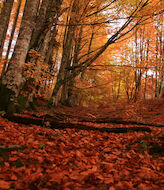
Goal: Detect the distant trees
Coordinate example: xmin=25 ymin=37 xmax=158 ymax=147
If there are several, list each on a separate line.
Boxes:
xmin=121 ymin=11 xmax=163 ymax=102
xmin=51 ymin=0 xmax=164 ymax=106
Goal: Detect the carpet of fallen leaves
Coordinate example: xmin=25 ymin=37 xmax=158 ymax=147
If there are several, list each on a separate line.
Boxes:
xmin=0 ymin=99 xmax=164 ymax=190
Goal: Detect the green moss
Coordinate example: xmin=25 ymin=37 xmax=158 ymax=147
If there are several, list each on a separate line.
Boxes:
xmin=128 ymin=133 xmax=164 ymax=156
xmin=0 ymin=79 xmax=28 ymax=114
xmin=10 ymin=159 xmax=24 ymax=168
xmin=17 ymin=95 xmax=28 ymax=111
xmin=0 ymin=79 xmax=15 ymax=113
xmin=0 ymin=149 xmax=9 ymax=161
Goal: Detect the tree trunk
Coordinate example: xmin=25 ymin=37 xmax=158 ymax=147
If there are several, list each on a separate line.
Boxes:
xmin=1 ymin=0 xmax=22 ymax=77
xmin=29 ymin=0 xmax=50 ymax=50
xmin=160 ymin=81 xmax=164 ymax=98
xmin=65 ymin=28 xmax=83 ymax=106
xmin=81 ymin=31 xmax=94 ymax=81
xmin=1 ymin=0 xmax=40 ymax=111
xmin=134 ymin=28 xmax=144 ymax=102
xmin=0 ymin=0 xmax=14 ymax=57
xmin=29 ymin=0 xmax=62 ymax=57
xmin=144 ymin=36 xmax=149 ymax=99
xmin=51 ymin=0 xmax=80 ymax=106
xmin=26 ymin=0 xmax=62 ymax=99
xmin=157 ymin=14 xmax=163 ymax=97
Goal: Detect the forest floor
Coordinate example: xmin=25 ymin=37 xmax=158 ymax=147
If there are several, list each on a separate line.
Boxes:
xmin=0 ymin=99 xmax=164 ymax=190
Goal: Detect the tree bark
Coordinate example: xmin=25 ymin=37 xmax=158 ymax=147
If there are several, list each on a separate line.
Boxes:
xmin=1 ymin=0 xmax=22 ymax=77
xmin=29 ymin=0 xmax=50 ymax=50
xmin=29 ymin=0 xmax=62 ymax=58
xmin=144 ymin=35 xmax=150 ymax=99
xmin=0 ymin=0 xmax=14 ymax=57
xmin=51 ymin=0 xmax=79 ymax=106
xmin=26 ymin=0 xmax=62 ymax=99
xmin=1 ymin=0 xmax=40 ymax=103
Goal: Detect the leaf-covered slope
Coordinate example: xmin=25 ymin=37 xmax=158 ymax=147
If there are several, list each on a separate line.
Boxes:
xmin=0 ymin=99 xmax=163 ymax=189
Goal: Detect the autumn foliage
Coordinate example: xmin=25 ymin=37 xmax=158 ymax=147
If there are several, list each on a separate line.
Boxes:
xmin=0 ymin=99 xmax=163 ymax=189
xmin=0 ymin=0 xmax=164 ymax=189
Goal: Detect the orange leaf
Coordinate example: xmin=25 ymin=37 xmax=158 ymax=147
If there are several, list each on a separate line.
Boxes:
xmin=50 ymin=172 xmax=65 ymax=183
xmin=9 ymin=156 xmax=18 ymax=161
xmin=76 ymin=150 xmax=83 ymax=157
xmin=10 ymin=174 xmax=17 ymax=181
xmin=109 ymin=187 xmax=115 ymax=190
xmin=0 ymin=180 xmax=10 ymax=189
xmin=104 ymin=176 xmax=114 ymax=184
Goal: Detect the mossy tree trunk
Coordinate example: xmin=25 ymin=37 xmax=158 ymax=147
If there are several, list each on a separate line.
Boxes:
xmin=0 ymin=0 xmax=40 ymax=113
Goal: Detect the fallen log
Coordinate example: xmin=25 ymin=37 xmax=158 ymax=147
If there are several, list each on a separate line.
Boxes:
xmin=80 ymin=118 xmax=164 ymax=128
xmin=25 ymin=113 xmax=164 ymax=128
xmin=4 ymin=114 xmax=152 ymax=133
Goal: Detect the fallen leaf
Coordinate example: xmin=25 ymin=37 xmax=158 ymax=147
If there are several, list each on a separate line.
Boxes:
xmin=109 ymin=186 xmax=115 ymax=190
xmin=50 ymin=172 xmax=65 ymax=183
xmin=0 ymin=180 xmax=10 ymax=189
xmin=10 ymin=174 xmax=17 ymax=180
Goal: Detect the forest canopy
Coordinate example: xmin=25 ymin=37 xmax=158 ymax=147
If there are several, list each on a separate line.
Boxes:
xmin=0 ymin=0 xmax=163 ymax=112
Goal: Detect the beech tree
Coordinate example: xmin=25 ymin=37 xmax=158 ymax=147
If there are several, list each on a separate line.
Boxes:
xmin=0 ymin=0 xmax=64 ymax=112
xmin=24 ymin=0 xmax=63 ymax=106
xmin=0 ymin=0 xmax=40 ymax=112
xmin=1 ymin=0 xmax=22 ymax=77
xmin=28 ymin=0 xmax=63 ymax=62
xmin=0 ymin=0 xmax=14 ymax=57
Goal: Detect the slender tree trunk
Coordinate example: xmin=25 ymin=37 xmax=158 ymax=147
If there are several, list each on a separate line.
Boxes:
xmin=1 ymin=0 xmax=22 ymax=77
xmin=1 ymin=0 xmax=40 ymax=109
xmin=63 ymin=26 xmax=83 ymax=106
xmin=134 ymin=28 xmax=139 ymax=102
xmin=134 ymin=28 xmax=144 ymax=101
xmin=51 ymin=0 xmax=77 ymax=106
xmin=144 ymin=36 xmax=149 ymax=99
xmin=152 ymin=75 xmax=154 ymax=99
xmin=0 ymin=0 xmax=14 ymax=57
xmin=157 ymin=14 xmax=163 ymax=97
xmin=160 ymin=81 xmax=164 ymax=98
xmin=155 ymin=29 xmax=159 ymax=98
xmin=59 ymin=25 xmax=75 ymax=105
xmin=81 ymin=31 xmax=94 ymax=81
